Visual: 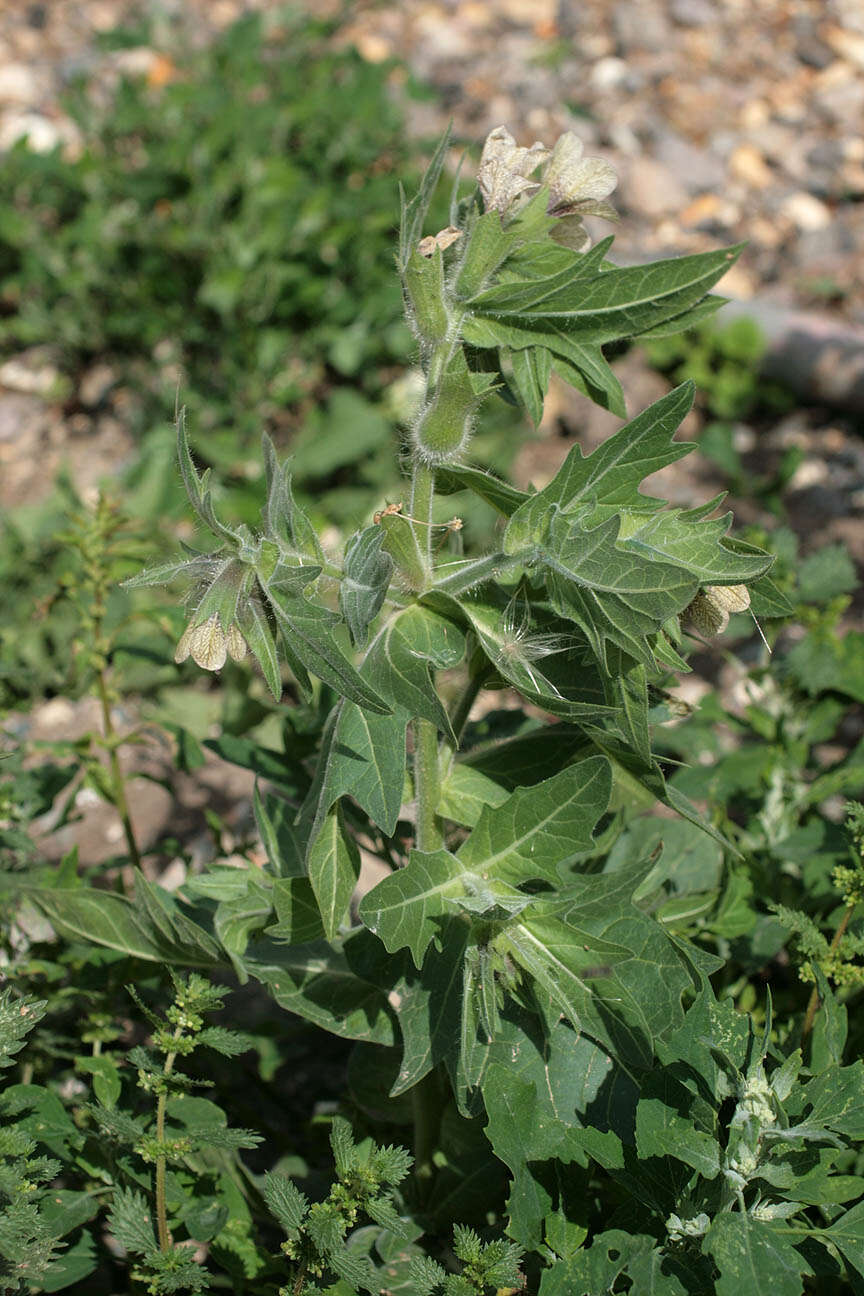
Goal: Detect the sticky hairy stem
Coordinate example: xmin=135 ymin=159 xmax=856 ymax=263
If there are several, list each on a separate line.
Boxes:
xmin=410 ymin=462 xmax=436 ymax=578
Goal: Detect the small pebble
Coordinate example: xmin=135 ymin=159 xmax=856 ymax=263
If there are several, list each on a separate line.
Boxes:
xmin=781 ymin=191 xmax=832 ymax=231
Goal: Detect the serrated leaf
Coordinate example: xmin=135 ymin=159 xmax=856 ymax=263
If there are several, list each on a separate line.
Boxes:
xmin=108 ymin=1187 xmax=157 ymax=1257
xmin=340 ymin=526 xmax=394 ymax=648
xmin=310 ymin=697 xmax=408 ymax=840
xmin=435 ymin=463 xmax=529 ymax=516
xmin=505 ymin=384 xmax=696 ymax=550
xmin=25 ymin=888 xmax=217 ymax=966
xmin=466 ymin=245 xmax=743 ymax=344
xmin=39 ymin=1231 xmax=99 ymax=1293
xmin=364 ymin=606 xmax=465 ymax=739
xmin=508 ymin=344 xmax=551 ymax=424
xmin=0 ymin=990 xmax=46 ymax=1068
xmin=307 ymin=807 xmax=361 ymax=939
xmin=704 ymin=1214 xmax=810 ymax=1296
xmin=360 ymin=760 xmax=610 ymax=966
xmin=262 ymin=1172 xmax=308 ymax=1233
xmin=244 ymin=936 xmax=395 ymax=1045
xmin=265 ymin=586 xmax=391 ymax=714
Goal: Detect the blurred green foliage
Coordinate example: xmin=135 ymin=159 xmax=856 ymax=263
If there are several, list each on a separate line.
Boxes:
xmin=642 ymin=316 xmax=799 ymax=502
xmin=0 ymin=11 xmax=515 ymax=707
xmin=0 ymin=11 xmax=422 ymax=452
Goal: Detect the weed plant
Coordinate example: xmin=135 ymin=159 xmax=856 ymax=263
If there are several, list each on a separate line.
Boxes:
xmin=2 ymin=121 xmax=864 ymax=1295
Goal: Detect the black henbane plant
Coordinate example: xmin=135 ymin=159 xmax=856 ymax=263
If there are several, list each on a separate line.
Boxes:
xmin=20 ymin=125 xmax=864 ymax=1294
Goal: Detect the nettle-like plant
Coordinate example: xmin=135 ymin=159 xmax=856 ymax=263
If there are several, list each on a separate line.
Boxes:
xmin=20 ymin=127 xmax=864 ymax=1292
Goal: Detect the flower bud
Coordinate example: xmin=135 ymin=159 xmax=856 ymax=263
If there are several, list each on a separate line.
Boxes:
xmin=412 ymin=394 xmax=472 ymax=464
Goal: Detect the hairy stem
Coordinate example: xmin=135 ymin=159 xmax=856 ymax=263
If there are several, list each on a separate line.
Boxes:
xmin=410 ymin=462 xmax=436 ymax=578
xmin=414 ymin=719 xmax=443 ymax=852
xmin=801 ymin=902 xmax=855 ymax=1048
xmin=155 ymin=1034 xmax=181 ymax=1252
xmin=409 ymin=454 xmax=444 ymax=852
xmin=449 ymin=658 xmax=491 ymax=749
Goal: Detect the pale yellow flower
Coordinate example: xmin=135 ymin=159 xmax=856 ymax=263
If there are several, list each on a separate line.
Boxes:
xmin=686 ymin=585 xmax=751 ymax=636
xmin=477 ymin=126 xmax=550 ymax=214
xmin=544 ymin=132 xmax=618 ymax=214
xmin=175 ymin=614 xmax=248 ymax=671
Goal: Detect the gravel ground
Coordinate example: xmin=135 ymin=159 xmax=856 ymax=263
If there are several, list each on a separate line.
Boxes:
xmin=2 ymin=0 xmax=862 ymax=516
xmin=2 ymin=0 xmax=862 ymax=319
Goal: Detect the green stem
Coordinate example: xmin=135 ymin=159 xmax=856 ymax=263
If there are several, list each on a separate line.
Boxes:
xmin=801 ymin=902 xmax=855 ymax=1047
xmin=96 ymin=668 xmax=141 ymax=870
xmin=155 ymin=1036 xmax=180 ymax=1252
xmin=410 ymin=462 xmax=436 ymax=578
xmin=409 ymin=457 xmax=443 ymax=852
xmin=449 ymin=659 xmax=491 ymax=749
xmin=410 ymin=1069 xmax=444 ymax=1205
xmin=414 ymin=719 xmax=443 ymax=852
